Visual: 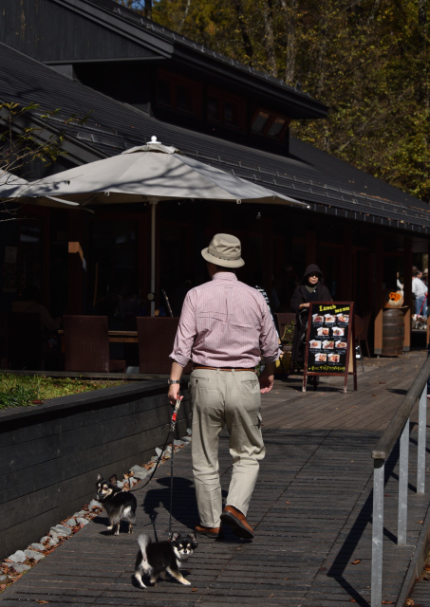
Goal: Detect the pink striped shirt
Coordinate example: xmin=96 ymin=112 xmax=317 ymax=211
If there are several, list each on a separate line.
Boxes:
xmin=170 ymin=272 xmax=279 ymax=368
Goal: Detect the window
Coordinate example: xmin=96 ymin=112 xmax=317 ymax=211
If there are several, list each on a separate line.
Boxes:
xmin=206 ymin=88 xmax=246 ymax=131
xmin=251 ymin=110 xmax=270 ymax=134
xmin=156 ymin=69 xmax=202 ymax=117
xmin=251 ymin=108 xmax=290 ymax=141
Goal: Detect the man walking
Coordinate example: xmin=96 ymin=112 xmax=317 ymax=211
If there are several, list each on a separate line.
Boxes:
xmin=168 ymin=233 xmax=279 ymax=540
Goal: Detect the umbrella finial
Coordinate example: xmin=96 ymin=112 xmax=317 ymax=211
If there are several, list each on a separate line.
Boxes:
xmin=151 ymin=136 xmax=158 ymax=143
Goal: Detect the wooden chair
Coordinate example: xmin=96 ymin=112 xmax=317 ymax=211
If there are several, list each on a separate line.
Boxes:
xmin=355 ymin=312 xmax=371 ymax=358
xmin=136 ymin=317 xmax=193 ymax=375
xmin=8 ymin=313 xmax=43 ymax=370
xmin=63 ymin=315 xmax=126 ymax=372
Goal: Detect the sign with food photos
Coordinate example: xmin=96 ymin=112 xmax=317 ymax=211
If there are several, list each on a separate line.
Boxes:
xmin=303 ymin=302 xmax=357 ymax=393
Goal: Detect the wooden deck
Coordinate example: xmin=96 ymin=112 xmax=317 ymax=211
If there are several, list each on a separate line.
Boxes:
xmin=1 ymin=350 xmax=430 ymax=607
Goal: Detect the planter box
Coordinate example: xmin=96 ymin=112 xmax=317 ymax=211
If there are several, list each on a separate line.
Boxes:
xmin=0 ymin=379 xmax=190 ymax=560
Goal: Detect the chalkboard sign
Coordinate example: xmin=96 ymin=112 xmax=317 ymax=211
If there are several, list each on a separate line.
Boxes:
xmin=303 ymin=301 xmax=357 ymax=393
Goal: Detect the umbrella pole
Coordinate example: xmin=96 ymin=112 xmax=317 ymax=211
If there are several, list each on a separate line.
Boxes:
xmin=150 ymin=201 xmax=157 ymax=317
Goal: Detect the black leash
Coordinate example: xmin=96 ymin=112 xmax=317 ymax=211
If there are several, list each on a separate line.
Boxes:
xmin=127 ymin=399 xmax=182 ymax=495
xmin=168 ymin=399 xmax=181 ymax=539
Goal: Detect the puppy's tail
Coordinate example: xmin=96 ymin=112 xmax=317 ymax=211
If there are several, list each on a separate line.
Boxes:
xmin=137 ymin=534 xmax=151 ymax=561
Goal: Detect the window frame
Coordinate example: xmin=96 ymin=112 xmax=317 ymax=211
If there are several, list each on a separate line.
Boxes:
xmin=156 ymin=68 xmax=203 ymax=118
xmin=206 ymin=87 xmax=246 ymax=132
xmin=250 ymin=107 xmax=290 ymax=141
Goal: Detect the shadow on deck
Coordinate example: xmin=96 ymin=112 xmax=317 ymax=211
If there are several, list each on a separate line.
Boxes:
xmin=0 ymin=350 xmax=429 ymax=607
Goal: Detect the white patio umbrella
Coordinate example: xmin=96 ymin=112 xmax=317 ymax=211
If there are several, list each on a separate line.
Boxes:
xmin=8 ymin=137 xmax=309 ymax=314
xmin=0 ymin=169 xmax=81 ymax=209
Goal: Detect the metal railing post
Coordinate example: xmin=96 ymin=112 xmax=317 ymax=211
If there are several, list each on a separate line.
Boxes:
xmin=371 ymin=458 xmax=385 ymax=607
xmin=398 ymin=418 xmax=410 ymax=545
xmin=417 ymin=384 xmax=427 ymax=494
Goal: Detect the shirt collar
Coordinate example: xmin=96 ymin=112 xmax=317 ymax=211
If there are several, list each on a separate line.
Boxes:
xmin=212 ymin=272 xmax=238 ymax=282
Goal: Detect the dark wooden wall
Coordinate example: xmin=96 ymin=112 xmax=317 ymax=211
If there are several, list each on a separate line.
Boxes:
xmin=0 ymin=0 xmax=158 ymax=62
xmin=0 ymin=380 xmax=190 ymax=560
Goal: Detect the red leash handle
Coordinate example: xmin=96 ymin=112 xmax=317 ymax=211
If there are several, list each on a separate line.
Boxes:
xmin=170 ymin=398 xmax=181 ymax=429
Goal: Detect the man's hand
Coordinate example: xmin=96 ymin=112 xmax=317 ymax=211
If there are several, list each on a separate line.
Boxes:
xmin=259 ymin=362 xmax=275 ymax=394
xmin=168 ymin=383 xmax=183 ymax=406
xmin=168 ymin=361 xmax=185 ymax=406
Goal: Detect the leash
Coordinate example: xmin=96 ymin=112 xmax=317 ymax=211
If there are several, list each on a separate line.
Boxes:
xmin=168 ymin=398 xmax=181 ymax=540
xmin=127 ymin=398 xmax=182 ymax=495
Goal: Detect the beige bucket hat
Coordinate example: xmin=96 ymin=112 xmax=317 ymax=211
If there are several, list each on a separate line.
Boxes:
xmin=201 ymin=233 xmax=245 ymax=268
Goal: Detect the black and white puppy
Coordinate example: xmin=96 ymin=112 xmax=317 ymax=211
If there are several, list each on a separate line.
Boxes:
xmin=134 ymin=532 xmax=197 ymax=588
xmin=96 ymin=474 xmax=137 ymax=535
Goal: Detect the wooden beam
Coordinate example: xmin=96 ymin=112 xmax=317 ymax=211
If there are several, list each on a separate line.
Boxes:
xmin=263 ymin=218 xmax=274 ymax=299
xmin=403 ymin=238 xmax=412 ymax=351
xmin=306 ymin=230 xmax=316 ymax=266
xmin=374 ymin=237 xmax=383 ymax=355
xmin=340 ymin=231 xmax=352 ymax=300
xmin=66 ymin=212 xmax=85 ymax=314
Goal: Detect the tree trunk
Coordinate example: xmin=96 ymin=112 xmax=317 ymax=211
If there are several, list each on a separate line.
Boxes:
xmin=261 ymin=0 xmax=278 ymax=76
xmin=280 ymin=0 xmax=297 ymax=86
xmin=145 ymin=0 xmax=152 ymax=20
xmin=232 ymin=0 xmax=254 ymax=61
xmin=178 ymin=0 xmax=191 ymax=33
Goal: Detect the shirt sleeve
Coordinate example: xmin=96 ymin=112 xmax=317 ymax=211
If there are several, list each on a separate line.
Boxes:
xmin=258 ymin=296 xmax=280 ymax=364
xmin=169 ymin=291 xmax=197 ymax=367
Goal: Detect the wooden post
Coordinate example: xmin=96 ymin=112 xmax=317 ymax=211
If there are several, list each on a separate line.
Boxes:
xmin=374 ymin=236 xmax=383 ymax=355
xmin=306 ymin=230 xmax=316 ymax=266
xmin=207 ymin=207 xmax=223 ymax=239
xmin=403 ymin=238 xmax=412 ymax=351
xmin=262 ymin=218 xmax=274 ymax=299
xmin=340 ymin=231 xmax=352 ymax=300
xmin=67 ymin=211 xmax=85 ymax=314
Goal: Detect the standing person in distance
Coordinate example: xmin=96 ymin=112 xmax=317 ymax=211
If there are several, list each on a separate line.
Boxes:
xmin=168 ymin=233 xmax=279 ymax=541
xmin=412 ymin=268 xmax=428 ymax=317
xmin=290 ymin=264 xmax=332 ymax=370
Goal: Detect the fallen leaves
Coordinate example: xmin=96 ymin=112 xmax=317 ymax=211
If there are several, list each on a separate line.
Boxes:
xmin=351 ymin=559 xmax=361 ymax=565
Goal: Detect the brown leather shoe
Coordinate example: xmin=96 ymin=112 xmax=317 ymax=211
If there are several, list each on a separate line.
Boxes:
xmin=220 ymin=505 xmax=254 ymax=539
xmin=195 ymin=524 xmax=220 ymax=538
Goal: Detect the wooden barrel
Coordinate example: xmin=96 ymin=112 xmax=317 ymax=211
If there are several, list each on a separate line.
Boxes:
xmin=382 ymin=308 xmax=404 ymax=356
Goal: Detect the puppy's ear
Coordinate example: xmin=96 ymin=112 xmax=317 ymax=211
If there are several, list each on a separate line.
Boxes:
xmin=109 ymin=474 xmax=117 ymax=485
xmin=187 ymin=532 xmax=197 ymax=545
xmin=171 ymin=532 xmax=180 ymax=542
xmin=97 ymin=473 xmax=102 ymax=481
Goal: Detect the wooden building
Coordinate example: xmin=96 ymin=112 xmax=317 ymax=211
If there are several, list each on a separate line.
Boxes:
xmin=0 ymin=0 xmax=429 ymax=363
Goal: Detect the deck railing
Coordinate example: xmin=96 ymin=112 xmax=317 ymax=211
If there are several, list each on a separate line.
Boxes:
xmin=371 ymin=355 xmax=430 ymax=606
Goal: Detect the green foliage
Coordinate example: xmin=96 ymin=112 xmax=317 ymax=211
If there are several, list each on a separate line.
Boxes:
xmin=280 ymin=320 xmax=296 ymax=344
xmin=0 ymin=374 xmax=123 ymax=409
xmin=146 ymin=0 xmax=430 ymax=203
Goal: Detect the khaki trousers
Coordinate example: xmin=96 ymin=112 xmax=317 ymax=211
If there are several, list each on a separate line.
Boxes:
xmin=189 ymin=368 xmax=265 ymax=528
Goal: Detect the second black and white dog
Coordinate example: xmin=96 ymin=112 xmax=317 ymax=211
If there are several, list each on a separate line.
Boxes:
xmin=96 ymin=474 xmax=137 ymax=535
xmin=134 ymin=533 xmax=197 ymax=588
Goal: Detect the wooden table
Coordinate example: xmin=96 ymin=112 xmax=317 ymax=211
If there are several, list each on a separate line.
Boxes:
xmin=107 ymin=330 xmax=138 ymax=343
xmin=58 ymin=329 xmax=138 ymax=346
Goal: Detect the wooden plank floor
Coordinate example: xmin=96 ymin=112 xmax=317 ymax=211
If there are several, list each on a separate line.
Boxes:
xmin=1 ymin=350 xmax=430 ymax=607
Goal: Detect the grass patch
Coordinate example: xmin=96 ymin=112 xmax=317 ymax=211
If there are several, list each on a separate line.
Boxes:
xmin=0 ymin=374 xmax=124 ymax=409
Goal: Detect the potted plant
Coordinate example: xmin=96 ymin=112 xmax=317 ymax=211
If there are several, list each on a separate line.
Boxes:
xmin=276 ymin=320 xmax=296 ymax=375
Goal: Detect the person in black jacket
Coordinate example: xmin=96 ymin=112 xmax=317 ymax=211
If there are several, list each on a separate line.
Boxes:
xmin=290 ymin=264 xmax=332 ymax=369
